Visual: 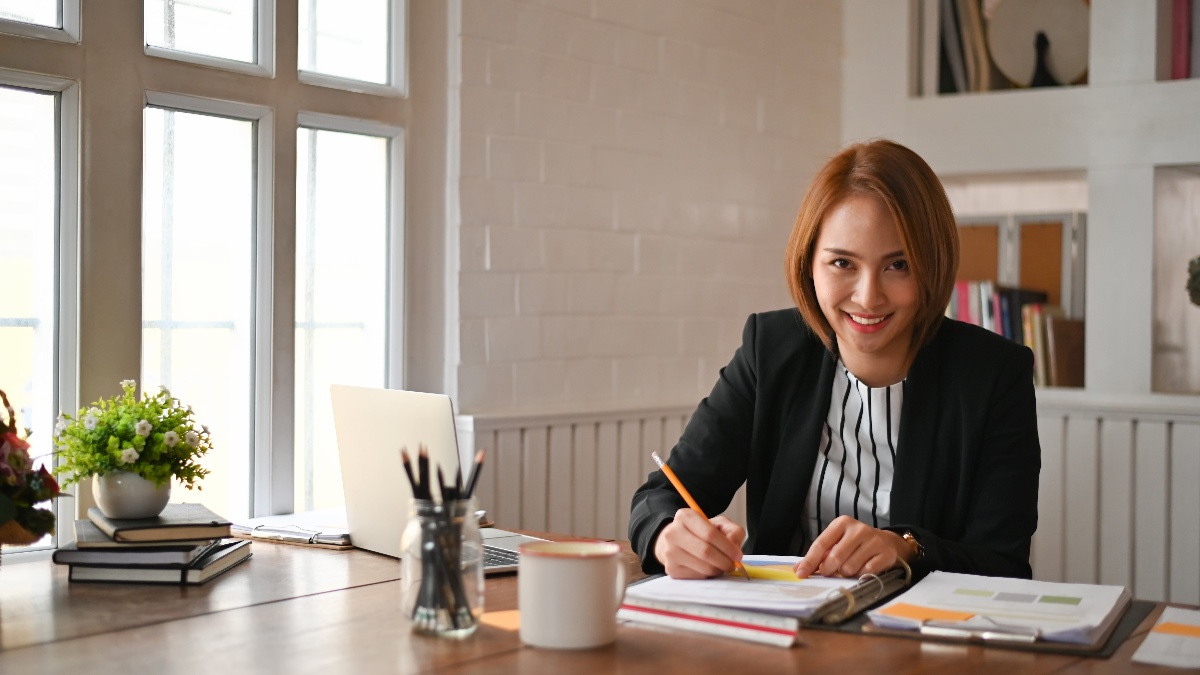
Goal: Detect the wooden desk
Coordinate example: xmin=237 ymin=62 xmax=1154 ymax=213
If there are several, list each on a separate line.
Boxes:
xmin=0 ymin=540 xmax=1181 ymax=673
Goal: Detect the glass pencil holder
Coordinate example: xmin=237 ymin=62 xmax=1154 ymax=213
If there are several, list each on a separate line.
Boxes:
xmin=400 ymin=497 xmax=484 ymax=638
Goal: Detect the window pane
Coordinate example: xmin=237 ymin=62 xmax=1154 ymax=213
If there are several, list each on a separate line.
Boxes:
xmin=299 ymin=0 xmax=389 ymax=85
xmin=143 ymin=107 xmax=254 ymax=520
xmin=144 ymin=0 xmax=255 ymax=63
xmin=0 ymin=85 xmax=57 ymax=550
xmin=0 ymin=1 xmax=59 ymax=28
xmin=294 ymin=128 xmax=388 ymax=511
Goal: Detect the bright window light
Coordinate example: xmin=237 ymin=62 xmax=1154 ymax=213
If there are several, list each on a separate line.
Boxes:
xmin=298 ymin=0 xmax=390 ymax=85
xmin=294 ymin=127 xmax=389 ymax=511
xmin=144 ymin=0 xmax=255 ymax=63
xmin=0 ymin=85 xmax=58 ymax=549
xmin=142 ymin=106 xmax=255 ymax=520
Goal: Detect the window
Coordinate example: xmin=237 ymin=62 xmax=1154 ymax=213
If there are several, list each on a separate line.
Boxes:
xmin=0 ymin=2 xmax=407 ymax=544
xmin=142 ymin=105 xmax=256 ymax=519
xmin=0 ymin=1 xmax=58 ymax=28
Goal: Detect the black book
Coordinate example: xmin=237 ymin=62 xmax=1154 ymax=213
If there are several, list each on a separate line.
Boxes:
xmin=54 ymin=537 xmax=221 ymax=567
xmin=68 ymin=539 xmax=252 ymax=585
xmin=87 ymin=503 xmax=232 ymax=543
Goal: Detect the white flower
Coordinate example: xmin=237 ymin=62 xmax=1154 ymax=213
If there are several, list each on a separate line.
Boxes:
xmin=164 ymin=431 xmax=180 ymax=447
xmin=135 ymin=419 xmax=153 ymax=437
xmin=185 ymin=430 xmax=200 ymax=446
xmin=159 ymin=385 xmax=171 ymax=397
xmin=119 ymin=447 xmax=139 ymax=464
xmin=120 ymin=379 xmax=135 ymax=389
xmin=83 ymin=413 xmax=99 ymax=431
xmin=54 ymin=415 xmax=67 ymax=435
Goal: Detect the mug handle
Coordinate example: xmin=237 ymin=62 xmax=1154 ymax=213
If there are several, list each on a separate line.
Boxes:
xmin=612 ymin=560 xmax=627 ymax=614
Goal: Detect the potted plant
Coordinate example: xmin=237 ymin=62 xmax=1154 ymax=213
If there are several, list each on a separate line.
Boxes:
xmin=54 ymin=379 xmax=211 ymax=519
xmin=0 ymin=389 xmax=60 ymax=548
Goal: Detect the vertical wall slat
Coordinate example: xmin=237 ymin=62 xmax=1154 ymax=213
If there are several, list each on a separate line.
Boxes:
xmin=522 ymin=427 xmax=549 ymax=532
xmin=595 ymin=421 xmax=619 ymax=541
xmin=1135 ymin=421 xmax=1170 ymax=602
xmin=1169 ymin=422 xmax=1200 ymax=605
xmin=1064 ymin=416 xmax=1099 ymax=584
xmin=640 ymin=418 xmax=663 ymax=489
xmin=473 ymin=430 xmax=498 ymax=522
xmin=1033 ymin=414 xmax=1065 ymax=581
xmin=547 ymin=424 xmax=574 ymax=537
xmin=494 ymin=429 xmax=523 ymax=529
xmin=572 ymin=422 xmax=598 ymax=539
xmin=616 ymin=420 xmax=642 ymax=542
xmin=662 ymin=416 xmax=683 ymax=460
xmin=1098 ymin=419 xmax=1134 ymax=588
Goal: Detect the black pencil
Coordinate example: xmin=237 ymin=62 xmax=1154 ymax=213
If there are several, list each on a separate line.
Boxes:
xmin=400 ymin=447 xmax=418 ymax=493
xmin=417 ymin=445 xmax=430 ymax=500
xmin=463 ymin=449 xmax=485 ymax=499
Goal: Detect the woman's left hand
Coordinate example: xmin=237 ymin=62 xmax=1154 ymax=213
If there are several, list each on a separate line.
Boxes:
xmin=793 ymin=515 xmax=912 ymax=578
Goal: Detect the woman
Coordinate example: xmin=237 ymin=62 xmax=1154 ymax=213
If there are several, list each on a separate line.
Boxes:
xmin=629 ymin=139 xmax=1040 ymax=581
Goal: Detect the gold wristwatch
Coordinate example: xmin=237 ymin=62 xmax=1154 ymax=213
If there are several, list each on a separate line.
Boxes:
xmin=902 ymin=530 xmax=925 ymax=561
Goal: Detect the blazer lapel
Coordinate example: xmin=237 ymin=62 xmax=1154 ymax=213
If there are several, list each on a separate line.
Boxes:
xmin=890 ymin=335 xmax=942 ymax=524
xmin=752 ymin=347 xmax=837 ymax=555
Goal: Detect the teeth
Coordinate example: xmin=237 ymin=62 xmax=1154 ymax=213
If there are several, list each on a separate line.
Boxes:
xmin=850 ymin=315 xmax=886 ymax=326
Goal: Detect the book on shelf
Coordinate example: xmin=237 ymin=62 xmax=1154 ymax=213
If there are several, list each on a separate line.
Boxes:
xmin=87 ymin=503 xmax=232 ymax=543
xmin=68 ymin=539 xmax=252 ymax=585
xmin=73 ymin=518 xmax=213 ymax=549
xmin=620 ymin=555 xmax=909 ymax=647
xmin=1045 ymin=314 xmax=1085 ymax=387
xmin=947 ymin=280 xmax=1047 ymax=344
xmin=866 ymin=571 xmax=1132 ymax=650
xmin=54 ymin=536 xmax=221 ymax=567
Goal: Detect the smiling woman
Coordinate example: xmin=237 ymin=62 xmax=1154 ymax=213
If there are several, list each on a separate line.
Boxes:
xmin=630 ymin=139 xmax=1041 ymax=585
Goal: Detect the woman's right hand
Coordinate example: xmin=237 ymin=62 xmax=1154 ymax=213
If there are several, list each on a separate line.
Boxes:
xmin=652 ymin=508 xmax=746 ymax=579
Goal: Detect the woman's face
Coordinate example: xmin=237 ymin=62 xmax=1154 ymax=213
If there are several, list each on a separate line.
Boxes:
xmin=811 ymin=194 xmax=920 ymax=385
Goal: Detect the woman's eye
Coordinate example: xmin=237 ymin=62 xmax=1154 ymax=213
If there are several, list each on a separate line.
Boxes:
xmin=832 ymin=258 xmax=851 ymax=269
xmin=889 ymin=260 xmax=909 ymax=271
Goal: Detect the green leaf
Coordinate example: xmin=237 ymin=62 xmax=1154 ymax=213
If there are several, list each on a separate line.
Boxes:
xmin=0 ymin=493 xmax=16 ymax=523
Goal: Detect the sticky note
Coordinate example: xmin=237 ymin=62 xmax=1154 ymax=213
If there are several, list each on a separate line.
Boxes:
xmin=740 ymin=564 xmax=802 ymax=582
xmin=1153 ymin=622 xmax=1200 ymax=639
xmin=480 ymin=610 xmax=521 ymax=631
xmin=877 ymin=603 xmax=975 ymax=623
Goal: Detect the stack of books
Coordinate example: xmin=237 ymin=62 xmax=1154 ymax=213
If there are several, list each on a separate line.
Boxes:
xmin=53 ymin=502 xmax=252 ymax=585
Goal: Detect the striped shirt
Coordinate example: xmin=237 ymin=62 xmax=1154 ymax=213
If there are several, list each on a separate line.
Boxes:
xmin=803 ymin=360 xmax=905 ymax=546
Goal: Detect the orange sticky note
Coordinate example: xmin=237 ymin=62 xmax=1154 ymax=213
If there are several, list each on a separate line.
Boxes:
xmin=479 ymin=610 xmax=521 ymax=631
xmin=878 ymin=602 xmax=975 ymax=623
xmin=1153 ymin=622 xmax=1200 ymax=639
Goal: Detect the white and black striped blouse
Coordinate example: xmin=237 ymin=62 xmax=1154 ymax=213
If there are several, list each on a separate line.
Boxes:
xmin=803 ymin=360 xmax=905 ymax=546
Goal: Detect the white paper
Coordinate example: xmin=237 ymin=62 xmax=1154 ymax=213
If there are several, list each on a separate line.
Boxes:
xmin=626 ymin=555 xmax=859 ymax=618
xmin=1132 ymin=607 xmax=1200 ymax=669
xmin=867 ymin=571 xmax=1130 ymax=645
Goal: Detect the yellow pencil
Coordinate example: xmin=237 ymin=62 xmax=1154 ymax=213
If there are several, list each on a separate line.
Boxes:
xmin=651 ymin=452 xmax=749 ymax=579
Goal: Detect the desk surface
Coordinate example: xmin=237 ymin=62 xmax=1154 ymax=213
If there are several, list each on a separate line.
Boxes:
xmin=0 ymin=536 xmax=1182 ymax=674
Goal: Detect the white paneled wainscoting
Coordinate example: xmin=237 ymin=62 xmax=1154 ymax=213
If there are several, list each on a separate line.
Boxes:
xmin=457 ymin=391 xmax=1200 ymax=603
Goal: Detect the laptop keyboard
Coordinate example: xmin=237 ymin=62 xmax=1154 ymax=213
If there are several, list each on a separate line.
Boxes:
xmin=483 ymin=544 xmax=520 ymax=570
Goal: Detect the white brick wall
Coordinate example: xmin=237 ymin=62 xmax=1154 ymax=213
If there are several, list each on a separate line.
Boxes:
xmin=454 ymin=0 xmax=842 ymax=411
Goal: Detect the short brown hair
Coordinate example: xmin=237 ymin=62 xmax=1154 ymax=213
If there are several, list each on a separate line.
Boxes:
xmin=785 ymin=139 xmax=960 ymax=354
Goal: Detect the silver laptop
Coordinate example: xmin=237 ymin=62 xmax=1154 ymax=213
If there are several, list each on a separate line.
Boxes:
xmin=329 ymin=384 xmax=543 ymax=573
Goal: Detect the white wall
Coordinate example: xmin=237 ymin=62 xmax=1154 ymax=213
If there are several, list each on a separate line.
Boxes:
xmin=450 ymin=0 xmax=842 ymax=413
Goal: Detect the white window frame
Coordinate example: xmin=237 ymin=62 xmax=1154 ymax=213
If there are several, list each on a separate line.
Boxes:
xmin=0 ymin=0 xmax=80 ymax=43
xmin=297 ymin=0 xmax=407 ymax=97
xmin=144 ymin=0 xmax=275 ymax=78
xmin=0 ymin=67 xmax=80 ymax=560
xmin=143 ymin=90 xmax=276 ymax=517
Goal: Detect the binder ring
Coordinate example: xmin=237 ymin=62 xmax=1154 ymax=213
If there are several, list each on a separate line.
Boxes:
xmin=856 ymin=572 xmax=885 ymax=600
xmin=896 ymin=557 xmax=913 ymax=584
xmin=827 ymin=587 xmax=857 ymax=624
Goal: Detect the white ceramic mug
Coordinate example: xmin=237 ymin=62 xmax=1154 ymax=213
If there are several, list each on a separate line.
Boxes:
xmin=518 ymin=541 xmax=627 ymax=649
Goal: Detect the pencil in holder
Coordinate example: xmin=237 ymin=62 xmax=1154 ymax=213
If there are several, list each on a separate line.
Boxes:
xmin=400 ymin=498 xmax=485 ymax=638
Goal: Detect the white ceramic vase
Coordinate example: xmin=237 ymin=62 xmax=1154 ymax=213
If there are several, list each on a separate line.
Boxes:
xmin=93 ymin=471 xmax=171 ymax=519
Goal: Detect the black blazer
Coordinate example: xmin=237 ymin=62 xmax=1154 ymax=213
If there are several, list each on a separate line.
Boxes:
xmin=630 ymin=309 xmax=1041 ymax=579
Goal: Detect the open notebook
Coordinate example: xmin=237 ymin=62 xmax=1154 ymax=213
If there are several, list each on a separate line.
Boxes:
xmin=329 ymin=385 xmax=543 ymax=574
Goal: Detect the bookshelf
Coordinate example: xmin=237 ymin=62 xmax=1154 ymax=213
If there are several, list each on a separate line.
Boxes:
xmin=846 ymin=0 xmax=1200 ymax=396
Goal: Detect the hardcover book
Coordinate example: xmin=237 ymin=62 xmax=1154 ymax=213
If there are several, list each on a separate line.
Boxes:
xmin=73 ymin=518 xmax=213 ymax=549
xmin=68 ymin=539 xmax=252 ymax=585
xmin=54 ymin=537 xmax=221 ymax=567
xmin=87 ymin=503 xmax=232 ymax=543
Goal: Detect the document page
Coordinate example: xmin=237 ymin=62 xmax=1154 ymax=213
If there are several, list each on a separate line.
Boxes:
xmin=1132 ymin=607 xmax=1200 ymax=668
xmin=626 ymin=555 xmax=859 ymax=618
xmin=867 ymin=571 xmax=1130 ymax=645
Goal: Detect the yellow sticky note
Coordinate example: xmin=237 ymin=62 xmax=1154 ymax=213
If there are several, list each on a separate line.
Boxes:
xmin=741 ymin=564 xmax=803 ymax=582
xmin=479 ymin=610 xmax=521 ymax=631
xmin=1153 ymin=622 xmax=1200 ymax=639
xmin=878 ymin=602 xmax=975 ymax=623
